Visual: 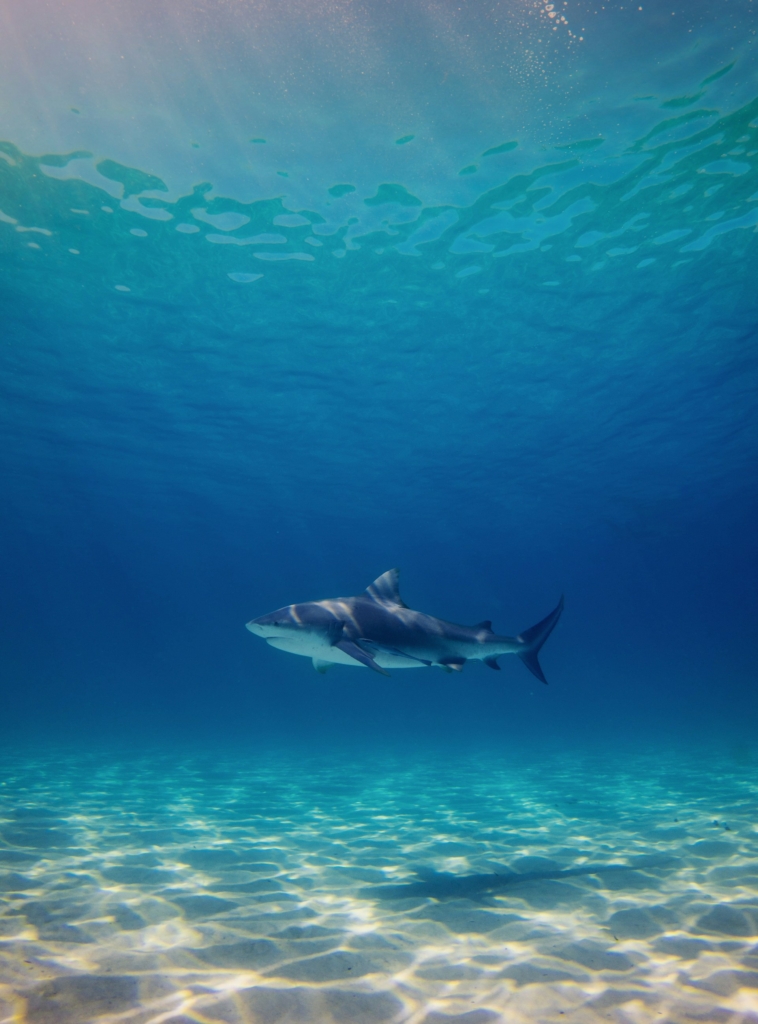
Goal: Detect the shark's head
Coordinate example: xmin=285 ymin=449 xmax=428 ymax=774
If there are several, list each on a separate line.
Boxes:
xmin=246 ymin=605 xmax=301 ymax=639
xmin=246 ymin=602 xmax=342 ymax=652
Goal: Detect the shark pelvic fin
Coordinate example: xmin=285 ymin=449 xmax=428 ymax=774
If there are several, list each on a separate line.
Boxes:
xmin=335 ymin=638 xmax=391 ymax=676
xmin=365 ymin=568 xmax=408 ymax=608
xmin=484 ymin=656 xmax=501 ymax=670
xmin=312 ymin=658 xmax=331 ymax=674
xmin=439 ymin=656 xmax=466 ymax=672
xmin=516 ymin=595 xmax=564 ymax=685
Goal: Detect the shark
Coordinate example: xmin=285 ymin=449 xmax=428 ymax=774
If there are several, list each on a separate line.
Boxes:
xmin=246 ymin=569 xmax=563 ymax=682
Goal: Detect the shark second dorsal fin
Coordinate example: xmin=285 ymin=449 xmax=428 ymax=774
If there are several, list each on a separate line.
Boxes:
xmin=365 ymin=568 xmax=407 ymax=608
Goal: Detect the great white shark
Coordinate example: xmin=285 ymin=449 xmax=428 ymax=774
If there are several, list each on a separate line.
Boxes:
xmin=246 ymin=569 xmax=563 ymax=682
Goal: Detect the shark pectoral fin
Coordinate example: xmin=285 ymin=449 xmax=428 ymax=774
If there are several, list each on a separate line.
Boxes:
xmin=439 ymin=656 xmax=466 ymax=672
xmin=335 ymin=638 xmax=391 ymax=676
xmin=312 ymin=658 xmax=332 ymax=674
xmin=484 ymin=656 xmax=501 ymax=671
xmin=358 ymin=639 xmax=431 ymax=666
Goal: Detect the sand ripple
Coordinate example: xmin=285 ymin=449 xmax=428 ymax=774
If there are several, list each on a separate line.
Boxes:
xmin=1 ymin=747 xmax=757 ymax=1023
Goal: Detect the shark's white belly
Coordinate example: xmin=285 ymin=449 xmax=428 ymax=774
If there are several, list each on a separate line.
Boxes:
xmin=266 ymin=636 xmax=428 ymax=669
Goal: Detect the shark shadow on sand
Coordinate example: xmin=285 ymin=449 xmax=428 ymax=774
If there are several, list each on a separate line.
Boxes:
xmin=359 ymin=855 xmax=680 ymax=904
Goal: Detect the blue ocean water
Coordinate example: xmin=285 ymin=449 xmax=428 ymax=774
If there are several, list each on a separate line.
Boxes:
xmin=1 ymin=0 xmax=758 ymax=1020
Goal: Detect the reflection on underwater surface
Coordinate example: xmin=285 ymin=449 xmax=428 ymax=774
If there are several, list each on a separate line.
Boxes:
xmin=1 ymin=745 xmax=758 ymax=1024
xmin=4 ymin=87 xmax=758 ymax=312
xmin=2 ymin=80 xmax=758 ymax=546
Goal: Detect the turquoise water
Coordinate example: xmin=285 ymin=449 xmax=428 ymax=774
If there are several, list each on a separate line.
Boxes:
xmin=1 ymin=746 xmax=758 ymax=1024
xmin=2 ymin=0 xmax=758 ymax=1020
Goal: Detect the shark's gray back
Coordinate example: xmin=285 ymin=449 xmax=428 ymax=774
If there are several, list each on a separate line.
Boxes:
xmin=317 ymin=568 xmax=513 ymax=657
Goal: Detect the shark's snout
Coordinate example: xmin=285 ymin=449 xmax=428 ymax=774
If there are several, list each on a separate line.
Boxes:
xmin=246 ymin=608 xmax=298 ymax=638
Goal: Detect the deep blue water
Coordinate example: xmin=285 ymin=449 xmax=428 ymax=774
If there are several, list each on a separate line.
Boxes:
xmin=1 ymin=0 xmax=758 ymax=1021
xmin=1 ymin=149 xmax=757 ymax=743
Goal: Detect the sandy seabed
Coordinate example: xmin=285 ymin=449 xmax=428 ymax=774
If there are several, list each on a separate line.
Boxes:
xmin=1 ymin=745 xmax=757 ymax=1024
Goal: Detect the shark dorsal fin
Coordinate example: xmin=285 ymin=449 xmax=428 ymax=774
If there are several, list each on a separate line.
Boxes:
xmin=365 ymin=568 xmax=407 ymax=608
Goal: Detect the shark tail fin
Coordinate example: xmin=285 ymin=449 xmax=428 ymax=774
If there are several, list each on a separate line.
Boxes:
xmin=516 ymin=596 xmax=564 ymax=685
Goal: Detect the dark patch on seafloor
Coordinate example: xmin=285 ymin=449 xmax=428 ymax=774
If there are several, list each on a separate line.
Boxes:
xmin=359 ymin=854 xmax=679 ymax=902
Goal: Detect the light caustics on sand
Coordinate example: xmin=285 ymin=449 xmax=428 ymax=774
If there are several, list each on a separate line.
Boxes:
xmin=1 ymin=750 xmax=758 ymax=1024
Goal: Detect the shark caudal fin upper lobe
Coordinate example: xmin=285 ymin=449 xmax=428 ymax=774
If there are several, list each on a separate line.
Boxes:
xmin=516 ymin=596 xmax=564 ymax=684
